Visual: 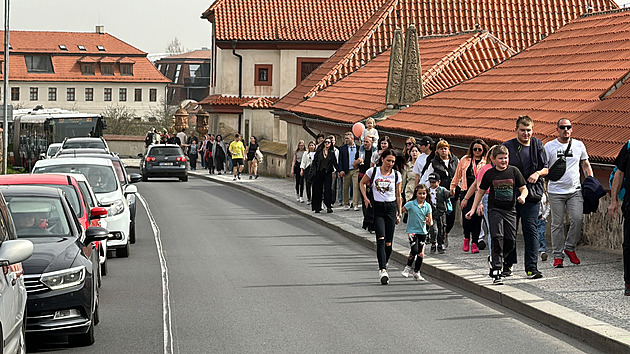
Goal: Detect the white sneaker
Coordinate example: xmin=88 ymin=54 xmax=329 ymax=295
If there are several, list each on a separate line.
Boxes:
xmin=307 ymin=200 xmax=311 ymax=205
xmin=379 ymin=270 xmax=389 ymax=285
xmin=353 ymin=206 xmax=360 ymax=211
xmin=338 ymin=202 xmax=343 ymax=207
xmin=296 ymin=197 xmax=301 ymax=202
xmin=343 ymin=205 xmax=350 ymax=211
xmin=401 ymin=266 xmax=411 ymax=278
xmin=299 ymin=197 xmax=304 ymax=203
xmin=413 ymin=272 xmax=425 ymax=281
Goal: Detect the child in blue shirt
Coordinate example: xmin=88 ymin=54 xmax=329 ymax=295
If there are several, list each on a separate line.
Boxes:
xmin=401 ymin=184 xmax=433 ymax=281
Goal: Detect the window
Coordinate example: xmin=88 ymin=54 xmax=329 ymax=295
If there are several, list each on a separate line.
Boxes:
xmin=77 ymin=45 xmax=86 ymax=51
xmin=254 ymin=64 xmax=272 ymax=86
xmin=25 ymin=55 xmax=54 ymax=73
xmin=48 ymin=88 xmax=57 ymax=101
xmin=189 ymin=64 xmax=201 ymax=78
xmin=149 ymin=88 xmax=157 ymax=102
xmin=97 ymin=45 xmax=105 ymax=51
xmin=119 ymin=88 xmax=127 ymax=101
xmin=59 ymin=45 xmax=67 ymax=51
xmin=173 ymin=64 xmax=181 ymax=82
xmin=30 ymin=87 xmax=38 ymax=101
xmin=296 ymin=57 xmax=327 ymax=84
xmin=85 ymin=88 xmax=94 ymax=101
xmin=67 ymin=88 xmax=75 ymax=101
xmin=10 ymin=87 xmax=19 ymax=101
xmin=134 ymin=88 xmax=142 ymax=101
xmin=101 ymin=64 xmax=114 ymax=75
xmin=104 ymin=88 xmax=112 ymax=101
xmin=121 ymin=64 xmax=133 ymax=76
xmin=81 ymin=63 xmax=95 ymax=75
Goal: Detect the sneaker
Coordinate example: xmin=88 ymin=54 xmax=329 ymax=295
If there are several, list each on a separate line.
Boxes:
xmin=502 ymin=264 xmax=513 ymax=277
xmin=343 ymin=205 xmax=350 ymax=211
xmin=238 ymin=174 xmax=241 ymax=180
xmin=233 ymin=176 xmax=237 ymax=181
xmin=307 ymin=199 xmax=311 ymax=205
xmin=553 ymin=258 xmax=564 ymax=268
xmin=413 ymin=272 xmax=425 ymax=281
xmin=463 ymin=238 xmax=470 ymax=252
xmin=338 ymin=202 xmax=343 ymax=207
xmin=299 ymin=197 xmax=304 ymax=203
xmin=249 ymin=175 xmax=253 ymax=180
xmin=401 ymin=266 xmax=411 ymax=278
xmin=437 ymin=245 xmax=445 ymax=254
xmin=297 ymin=196 xmax=301 ymax=202
xmin=471 ymin=243 xmax=479 ymax=254
xmin=430 ymin=244 xmax=437 ymax=254
xmin=354 ymin=206 xmax=360 ymax=211
xmin=327 ymin=208 xmax=333 ymax=213
xmin=380 ymin=270 xmax=389 ymax=285
xmin=563 ymin=250 xmax=580 ymax=265
xmin=255 ymin=175 xmax=259 ymax=179
xmin=540 ymin=251 xmax=548 ymax=261
xmin=526 ymin=269 xmax=543 ymax=279
xmin=625 ymin=284 xmax=630 ymax=296
xmin=491 ymin=269 xmax=503 ymax=284
xmin=477 ymin=239 xmax=487 ymax=250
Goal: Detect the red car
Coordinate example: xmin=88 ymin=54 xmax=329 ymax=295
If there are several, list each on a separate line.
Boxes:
xmin=0 ymin=174 xmax=107 ymax=276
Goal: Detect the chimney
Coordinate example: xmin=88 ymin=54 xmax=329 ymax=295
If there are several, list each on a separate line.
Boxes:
xmin=96 ymin=25 xmax=105 ymax=34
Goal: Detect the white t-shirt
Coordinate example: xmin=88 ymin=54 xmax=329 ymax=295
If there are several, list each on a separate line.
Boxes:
xmin=413 ymin=153 xmax=429 ymax=177
xmin=367 ymin=167 xmax=402 ymax=202
xmin=544 ymin=138 xmax=589 ymax=194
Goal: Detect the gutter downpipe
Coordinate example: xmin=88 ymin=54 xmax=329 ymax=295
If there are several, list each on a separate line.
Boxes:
xmin=231 ymin=40 xmax=243 ymax=134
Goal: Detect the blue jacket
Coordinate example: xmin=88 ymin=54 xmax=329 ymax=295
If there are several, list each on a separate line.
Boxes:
xmin=338 ymin=143 xmax=358 ymax=173
xmin=582 ymin=176 xmax=606 ymax=214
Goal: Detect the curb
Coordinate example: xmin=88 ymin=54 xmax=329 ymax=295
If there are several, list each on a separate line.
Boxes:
xmin=185 ymin=172 xmax=630 ymax=351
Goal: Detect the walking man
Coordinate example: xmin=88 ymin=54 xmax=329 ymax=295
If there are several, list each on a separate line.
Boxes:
xmin=503 ymin=115 xmax=548 ymax=279
xmin=609 ymin=142 xmax=630 ymax=296
xmin=414 ymin=136 xmax=434 ymax=186
xmin=229 ymin=134 xmax=245 ymax=180
xmin=544 ymin=119 xmax=593 ymax=268
xmin=338 ymin=132 xmax=359 ymax=211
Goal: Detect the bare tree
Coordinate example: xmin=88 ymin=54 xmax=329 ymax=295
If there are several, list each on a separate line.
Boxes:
xmin=165 ymin=38 xmax=185 ymax=54
xmin=101 ymin=105 xmax=146 ymax=135
xmin=146 ymin=99 xmax=178 ymax=132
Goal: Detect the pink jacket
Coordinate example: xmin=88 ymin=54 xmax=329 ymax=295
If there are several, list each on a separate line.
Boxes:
xmin=450 ymin=156 xmax=486 ymax=192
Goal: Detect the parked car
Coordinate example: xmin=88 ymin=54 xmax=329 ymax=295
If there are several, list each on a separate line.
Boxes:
xmin=0 ymin=190 xmax=33 ymax=354
xmin=45 ymin=143 xmax=62 ymax=158
xmin=61 ymin=137 xmax=110 ymax=152
xmin=32 ymin=157 xmax=134 ymax=258
xmin=141 ymin=144 xmax=188 ymax=181
xmin=57 ymin=152 xmax=142 ymax=244
xmin=3 ymin=185 xmax=107 ymax=346
xmin=54 ymin=148 xmax=110 ymax=158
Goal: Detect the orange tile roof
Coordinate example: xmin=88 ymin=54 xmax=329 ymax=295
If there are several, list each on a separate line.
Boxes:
xmin=202 ymin=0 xmax=387 ymax=42
xmin=288 ymin=30 xmax=515 ymax=124
xmin=159 ymin=50 xmax=212 ymax=61
xmin=377 ymin=9 xmax=630 ymax=163
xmin=198 ymin=94 xmax=260 ymax=106
xmin=0 ymin=31 xmax=169 ymax=83
xmin=275 ymin=0 xmax=618 ymax=110
xmin=241 ymin=97 xmax=279 ymax=109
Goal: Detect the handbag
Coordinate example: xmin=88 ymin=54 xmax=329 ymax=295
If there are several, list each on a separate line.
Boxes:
xmin=547 ymin=138 xmax=571 ymax=182
xmin=255 ymin=149 xmax=264 ymax=164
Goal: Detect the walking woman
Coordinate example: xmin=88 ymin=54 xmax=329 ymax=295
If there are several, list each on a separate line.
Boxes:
xmin=371 ymin=136 xmax=394 ymax=167
xmin=205 ymin=134 xmax=215 ymax=174
xmin=212 ymin=134 xmax=227 ymax=175
xmin=311 ymin=138 xmax=338 ymax=213
xmin=452 ymin=139 xmax=488 ymax=253
xmin=300 ymin=141 xmax=317 ymax=205
xmin=245 ymin=136 xmax=260 ymax=179
xmin=402 ymin=141 xmax=420 ymax=203
xmin=360 ymin=149 xmax=402 ymax=284
xmin=291 ymin=140 xmax=307 ymax=202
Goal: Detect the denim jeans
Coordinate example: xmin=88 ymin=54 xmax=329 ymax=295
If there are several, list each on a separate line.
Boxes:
xmin=512 ymin=201 xmax=540 ymax=272
xmin=537 ymin=216 xmax=547 ymax=253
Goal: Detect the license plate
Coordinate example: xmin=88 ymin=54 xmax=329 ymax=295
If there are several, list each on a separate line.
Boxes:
xmin=159 ymin=162 xmax=173 ymax=166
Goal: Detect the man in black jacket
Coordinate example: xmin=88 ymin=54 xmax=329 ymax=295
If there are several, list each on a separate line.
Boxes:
xmin=338 ymin=132 xmax=359 ymax=211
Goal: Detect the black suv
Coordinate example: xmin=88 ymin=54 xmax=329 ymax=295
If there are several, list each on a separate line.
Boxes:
xmin=141 ymin=144 xmax=188 ymax=182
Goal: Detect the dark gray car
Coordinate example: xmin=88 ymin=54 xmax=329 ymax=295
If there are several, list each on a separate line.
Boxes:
xmin=141 ymin=144 xmax=188 ymax=182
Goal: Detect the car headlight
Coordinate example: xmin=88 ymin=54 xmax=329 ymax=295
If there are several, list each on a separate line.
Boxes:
xmin=107 ymin=199 xmax=126 ymax=217
xmin=41 ymin=266 xmax=86 ymax=290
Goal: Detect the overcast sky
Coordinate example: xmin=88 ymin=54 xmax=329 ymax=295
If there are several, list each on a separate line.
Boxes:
xmin=0 ymin=0 xmax=628 ymax=54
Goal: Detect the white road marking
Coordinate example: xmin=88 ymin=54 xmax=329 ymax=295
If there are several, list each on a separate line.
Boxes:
xmin=137 ymin=194 xmax=174 ymax=354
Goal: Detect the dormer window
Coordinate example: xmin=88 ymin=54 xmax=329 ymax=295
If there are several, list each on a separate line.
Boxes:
xmin=59 ymin=45 xmax=68 ymax=51
xmin=77 ymin=45 xmax=86 ymax=51
xmin=81 ymin=63 xmax=95 ymax=75
xmin=120 ymin=64 xmax=133 ymax=76
xmin=97 ymin=45 xmax=105 ymax=51
xmin=25 ymin=55 xmax=54 ymax=73
xmin=100 ymin=63 xmax=114 ymax=75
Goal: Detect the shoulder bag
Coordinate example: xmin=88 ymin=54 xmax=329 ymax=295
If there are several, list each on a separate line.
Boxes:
xmin=547 ymin=139 xmax=571 ymax=182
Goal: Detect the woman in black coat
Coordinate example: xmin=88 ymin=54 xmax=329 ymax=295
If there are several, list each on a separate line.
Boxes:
xmin=311 ymin=138 xmax=338 ymax=213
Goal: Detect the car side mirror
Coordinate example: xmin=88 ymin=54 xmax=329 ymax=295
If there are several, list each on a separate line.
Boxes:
xmin=124 ymin=185 xmax=138 ymax=196
xmin=0 ymin=239 xmax=34 ymax=266
xmin=85 ymin=227 xmax=109 ymax=243
xmin=90 ymin=207 xmax=108 ymax=220
xmin=128 ymin=173 xmax=142 ymax=183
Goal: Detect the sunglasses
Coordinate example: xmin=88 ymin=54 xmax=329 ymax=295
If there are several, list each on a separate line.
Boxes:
xmin=406 ymin=142 xmax=413 ymax=145
xmin=473 ymin=148 xmax=483 ymax=152
xmin=324 ymin=141 xmax=331 ymax=144
xmin=559 ymin=125 xmax=572 ymax=130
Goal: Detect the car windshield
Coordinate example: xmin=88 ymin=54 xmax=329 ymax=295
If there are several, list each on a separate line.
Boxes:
xmin=33 ymin=165 xmax=118 ymax=194
xmin=150 ymin=147 xmax=182 ymax=157
xmin=7 ymin=197 xmax=71 ymax=238
xmin=29 ymin=184 xmax=82 ymax=217
xmin=63 ymin=140 xmax=106 ymax=149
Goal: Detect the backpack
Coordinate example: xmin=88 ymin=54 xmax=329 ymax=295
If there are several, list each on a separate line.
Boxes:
xmin=609 ymin=139 xmax=630 ymax=201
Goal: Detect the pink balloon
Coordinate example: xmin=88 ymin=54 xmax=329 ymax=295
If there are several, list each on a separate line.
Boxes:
xmin=352 ymin=122 xmax=365 ymax=138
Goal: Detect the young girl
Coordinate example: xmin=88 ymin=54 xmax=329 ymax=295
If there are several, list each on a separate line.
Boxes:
xmin=360 ymin=117 xmax=379 ymax=148
xmin=300 ymin=141 xmax=317 ymax=205
xmin=401 ymin=184 xmax=433 ymax=281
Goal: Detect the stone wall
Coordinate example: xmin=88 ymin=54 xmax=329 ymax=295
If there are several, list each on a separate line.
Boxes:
xmin=583 ymin=194 xmax=623 ymax=251
xmin=103 ymin=134 xmax=144 ymax=157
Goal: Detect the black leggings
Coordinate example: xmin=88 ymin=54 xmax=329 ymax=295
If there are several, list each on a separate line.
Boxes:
xmin=294 ymin=162 xmax=304 ymax=197
xmin=312 ymin=170 xmax=332 ymax=211
xmin=407 ymin=233 xmax=427 ymax=272
xmin=374 ymin=201 xmax=397 ymax=270
xmin=460 ymin=193 xmax=481 ymax=244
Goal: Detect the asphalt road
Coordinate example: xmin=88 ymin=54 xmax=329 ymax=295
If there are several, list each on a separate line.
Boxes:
xmin=30 ymin=177 xmax=602 ymax=353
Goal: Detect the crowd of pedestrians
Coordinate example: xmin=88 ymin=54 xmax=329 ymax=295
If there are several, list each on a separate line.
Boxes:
xmin=292 ymin=115 xmax=630 ymax=295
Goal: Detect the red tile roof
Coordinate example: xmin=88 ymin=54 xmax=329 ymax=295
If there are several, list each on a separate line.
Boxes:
xmin=198 ymin=94 xmax=260 ymax=106
xmin=378 ymin=9 xmax=630 ymax=163
xmin=202 ymin=0 xmax=387 ymax=42
xmin=275 ymin=0 xmax=618 ymax=110
xmin=241 ymin=97 xmax=279 ymax=109
xmin=288 ymin=30 xmax=515 ymax=124
xmin=0 ymin=31 xmax=169 ymax=83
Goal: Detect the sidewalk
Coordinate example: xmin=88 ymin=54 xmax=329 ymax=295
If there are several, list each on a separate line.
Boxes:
xmin=126 ymin=160 xmax=630 ymax=351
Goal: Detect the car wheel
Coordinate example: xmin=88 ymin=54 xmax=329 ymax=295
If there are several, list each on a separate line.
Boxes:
xmin=116 ymin=243 xmax=130 ymax=258
xmin=129 ymin=220 xmax=136 ymax=244
xmin=101 ymin=256 xmax=108 ymax=276
xmin=180 ymin=175 xmax=188 ymax=182
xmin=68 ymin=319 xmax=95 ymax=346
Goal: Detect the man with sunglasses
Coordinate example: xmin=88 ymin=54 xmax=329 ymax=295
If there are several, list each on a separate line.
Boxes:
xmin=544 ymin=119 xmax=593 ymax=268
